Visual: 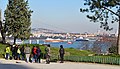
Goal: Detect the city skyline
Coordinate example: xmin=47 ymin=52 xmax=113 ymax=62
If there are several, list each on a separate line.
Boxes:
xmin=0 ymin=0 xmax=118 ymax=33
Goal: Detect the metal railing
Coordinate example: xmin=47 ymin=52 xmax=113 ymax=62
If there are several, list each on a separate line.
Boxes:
xmin=64 ymin=56 xmax=120 ymax=65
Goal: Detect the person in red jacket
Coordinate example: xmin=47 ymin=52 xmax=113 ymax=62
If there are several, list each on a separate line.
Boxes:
xmin=32 ymin=46 xmax=37 ymax=63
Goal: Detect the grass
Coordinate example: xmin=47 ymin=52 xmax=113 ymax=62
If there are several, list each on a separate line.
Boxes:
xmin=65 ymin=48 xmax=93 ymax=56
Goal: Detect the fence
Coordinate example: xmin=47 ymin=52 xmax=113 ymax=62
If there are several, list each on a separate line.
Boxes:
xmin=64 ymin=56 xmax=120 ymax=65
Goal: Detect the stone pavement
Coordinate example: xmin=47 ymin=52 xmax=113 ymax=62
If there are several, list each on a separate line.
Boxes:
xmin=0 ymin=59 xmax=120 ymax=69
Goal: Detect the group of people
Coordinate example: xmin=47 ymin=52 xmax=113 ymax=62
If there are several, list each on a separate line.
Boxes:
xmin=5 ymin=44 xmax=42 ymax=63
xmin=5 ymin=45 xmax=23 ymax=60
xmin=5 ymin=44 xmax=65 ymax=64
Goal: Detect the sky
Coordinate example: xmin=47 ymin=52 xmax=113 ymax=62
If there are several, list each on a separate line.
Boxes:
xmin=0 ymin=0 xmax=118 ymax=33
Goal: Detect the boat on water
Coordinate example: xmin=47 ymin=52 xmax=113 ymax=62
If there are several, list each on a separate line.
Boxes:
xmin=67 ymin=41 xmax=73 ymax=44
xmin=75 ymin=37 xmax=89 ymax=41
xmin=45 ymin=38 xmax=64 ymax=42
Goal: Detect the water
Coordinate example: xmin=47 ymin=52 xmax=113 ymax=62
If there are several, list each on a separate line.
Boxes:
xmin=14 ymin=39 xmax=111 ymax=53
xmin=23 ymin=39 xmax=95 ymax=49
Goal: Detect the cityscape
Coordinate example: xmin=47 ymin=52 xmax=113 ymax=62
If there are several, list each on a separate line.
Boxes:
xmin=31 ymin=28 xmax=118 ymax=39
xmin=0 ymin=0 xmax=120 ymax=69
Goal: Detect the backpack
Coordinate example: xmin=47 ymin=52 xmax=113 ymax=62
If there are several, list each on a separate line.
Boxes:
xmin=45 ymin=47 xmax=48 ymax=52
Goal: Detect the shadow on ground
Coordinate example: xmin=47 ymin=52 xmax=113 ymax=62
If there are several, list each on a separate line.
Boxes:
xmin=0 ymin=63 xmax=31 ymax=69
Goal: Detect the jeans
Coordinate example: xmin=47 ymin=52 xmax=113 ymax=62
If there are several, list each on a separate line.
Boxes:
xmin=33 ymin=54 xmax=37 ymax=62
xmin=60 ymin=54 xmax=64 ymax=63
xmin=46 ymin=54 xmax=50 ymax=64
xmin=17 ymin=54 xmax=20 ymax=60
xmin=37 ymin=55 xmax=41 ymax=63
xmin=6 ymin=53 xmax=10 ymax=60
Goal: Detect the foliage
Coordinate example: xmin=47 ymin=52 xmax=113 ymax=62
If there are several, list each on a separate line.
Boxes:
xmin=109 ymin=46 xmax=118 ymax=54
xmin=80 ymin=0 xmax=120 ymax=31
xmin=80 ymin=0 xmax=120 ymax=54
xmin=0 ymin=43 xmax=7 ymax=58
xmin=4 ymin=0 xmax=33 ymax=44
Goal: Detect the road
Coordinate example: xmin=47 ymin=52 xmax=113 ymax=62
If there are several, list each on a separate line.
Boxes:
xmin=0 ymin=59 xmax=119 ymax=69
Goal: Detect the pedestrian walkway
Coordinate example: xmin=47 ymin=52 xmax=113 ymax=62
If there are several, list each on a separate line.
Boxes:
xmin=0 ymin=59 xmax=119 ymax=69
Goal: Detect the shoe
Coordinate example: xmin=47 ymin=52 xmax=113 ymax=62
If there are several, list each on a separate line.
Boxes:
xmin=60 ymin=61 xmax=64 ymax=63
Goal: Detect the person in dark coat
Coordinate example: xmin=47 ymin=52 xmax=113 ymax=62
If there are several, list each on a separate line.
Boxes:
xmin=14 ymin=45 xmax=18 ymax=60
xmin=36 ymin=46 xmax=41 ymax=63
xmin=20 ymin=46 xmax=25 ymax=60
xmin=59 ymin=45 xmax=65 ymax=63
xmin=11 ymin=45 xmax=15 ymax=60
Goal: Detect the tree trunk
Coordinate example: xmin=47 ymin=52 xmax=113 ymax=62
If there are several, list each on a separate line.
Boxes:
xmin=1 ymin=29 xmax=6 ymax=44
xmin=0 ymin=9 xmax=6 ymax=44
xmin=117 ymin=17 xmax=120 ymax=54
xmin=13 ymin=36 xmax=17 ymax=45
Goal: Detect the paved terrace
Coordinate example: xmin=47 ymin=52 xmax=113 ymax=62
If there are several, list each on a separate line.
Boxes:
xmin=0 ymin=59 xmax=119 ymax=69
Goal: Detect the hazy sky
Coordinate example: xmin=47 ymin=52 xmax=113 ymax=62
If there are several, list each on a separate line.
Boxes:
xmin=0 ymin=0 xmax=118 ymax=33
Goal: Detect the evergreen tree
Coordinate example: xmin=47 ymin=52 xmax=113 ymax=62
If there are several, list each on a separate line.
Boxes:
xmin=4 ymin=0 xmax=33 ymax=44
xmin=80 ymin=0 xmax=120 ymax=54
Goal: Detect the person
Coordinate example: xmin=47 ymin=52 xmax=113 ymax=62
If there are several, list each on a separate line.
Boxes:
xmin=32 ymin=46 xmax=37 ymax=63
xmin=11 ymin=45 xmax=15 ymax=60
xmin=17 ymin=45 xmax=21 ymax=60
xmin=14 ymin=45 xmax=18 ymax=60
xmin=24 ymin=45 xmax=31 ymax=63
xmin=59 ymin=45 xmax=65 ymax=63
xmin=36 ymin=46 xmax=41 ymax=63
xmin=20 ymin=46 xmax=25 ymax=60
xmin=5 ymin=46 xmax=10 ymax=60
xmin=45 ymin=44 xmax=51 ymax=64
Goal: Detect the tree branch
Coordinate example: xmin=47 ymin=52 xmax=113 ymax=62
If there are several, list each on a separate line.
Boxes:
xmin=102 ymin=6 xmax=119 ymax=17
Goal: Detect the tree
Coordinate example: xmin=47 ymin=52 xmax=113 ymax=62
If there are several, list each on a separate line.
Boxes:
xmin=80 ymin=0 xmax=120 ymax=54
xmin=109 ymin=46 xmax=118 ymax=54
xmin=0 ymin=9 xmax=6 ymax=44
xmin=4 ymin=0 xmax=33 ymax=44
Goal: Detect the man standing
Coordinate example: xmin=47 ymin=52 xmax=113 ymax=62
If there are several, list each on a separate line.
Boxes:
xmin=24 ymin=45 xmax=31 ymax=63
xmin=45 ymin=44 xmax=51 ymax=64
xmin=20 ymin=46 xmax=25 ymax=60
xmin=36 ymin=46 xmax=41 ymax=63
xmin=59 ymin=45 xmax=65 ymax=63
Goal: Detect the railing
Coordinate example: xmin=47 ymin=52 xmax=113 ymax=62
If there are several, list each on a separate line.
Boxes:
xmin=64 ymin=56 xmax=120 ymax=65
